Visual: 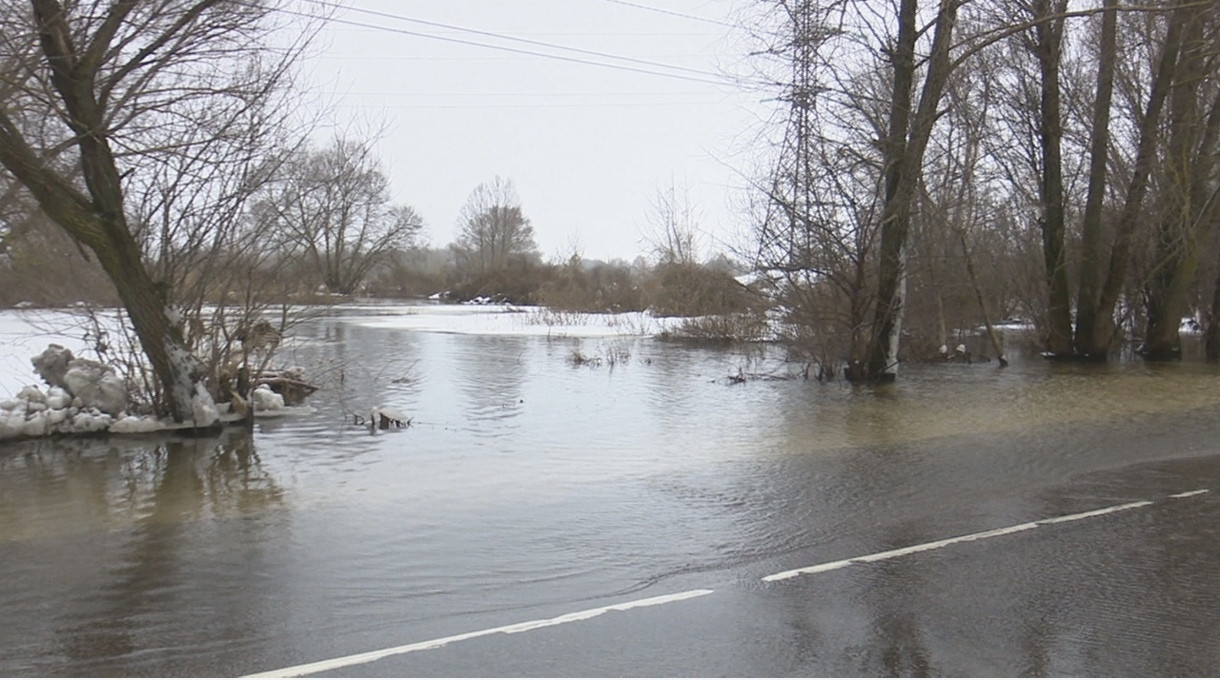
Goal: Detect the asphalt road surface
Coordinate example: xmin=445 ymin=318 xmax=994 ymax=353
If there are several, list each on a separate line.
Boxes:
xmin=248 ymin=449 xmax=1220 ymax=677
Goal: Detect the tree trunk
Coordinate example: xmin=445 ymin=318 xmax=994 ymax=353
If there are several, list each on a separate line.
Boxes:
xmin=1076 ymin=1 xmax=1188 ymax=358
xmin=1073 ymin=0 xmax=1119 ymax=359
xmin=864 ymin=0 xmax=960 ymax=382
xmin=863 ymin=0 xmax=917 ymax=382
xmin=1206 ymin=261 xmax=1220 ymax=361
xmin=1142 ymin=8 xmax=1218 ymax=360
xmin=0 ymin=0 xmax=218 ymax=424
xmin=1033 ymin=0 xmax=1073 ymax=357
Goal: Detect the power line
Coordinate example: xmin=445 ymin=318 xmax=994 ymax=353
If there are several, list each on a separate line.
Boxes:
xmin=333 ymin=100 xmax=727 ymax=110
xmin=590 ymin=0 xmax=737 ymax=27
xmin=295 ymin=0 xmax=732 ymax=85
xmin=310 ymin=53 xmax=706 ymax=62
xmin=335 ymin=90 xmax=713 ymax=97
xmin=299 ymin=14 xmax=729 ymax=87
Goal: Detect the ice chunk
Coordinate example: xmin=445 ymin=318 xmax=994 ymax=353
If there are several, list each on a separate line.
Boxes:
xmin=16 ymin=384 xmax=45 ymax=404
xmin=22 ymin=411 xmax=47 ymax=437
xmin=63 ymin=359 xmax=126 ymax=416
xmin=192 ymin=383 xmax=219 ymax=426
xmin=252 ymin=384 xmax=285 ymax=412
xmin=70 ymin=411 xmax=112 ymax=434
xmin=32 ymin=344 xmax=74 ymax=389
xmin=109 ymin=415 xmax=165 ymax=434
xmin=46 ymin=387 xmax=71 ymax=410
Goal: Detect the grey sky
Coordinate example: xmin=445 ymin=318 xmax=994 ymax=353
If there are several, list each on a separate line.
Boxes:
xmin=297 ymin=0 xmax=768 ymax=262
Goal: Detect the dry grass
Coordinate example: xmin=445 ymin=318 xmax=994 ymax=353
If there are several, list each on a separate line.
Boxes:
xmin=662 ymin=312 xmax=772 ymax=344
xmin=567 ymin=342 xmax=632 ymax=369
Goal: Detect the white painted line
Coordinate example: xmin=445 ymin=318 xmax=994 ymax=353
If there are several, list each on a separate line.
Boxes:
xmin=245 ymin=589 xmax=714 ymax=678
xmin=768 ymin=558 xmax=857 ymax=580
xmin=1034 ymin=500 xmax=1152 ymax=525
xmin=761 ymin=521 xmax=1038 ymax=583
xmin=763 ymin=490 xmax=1208 ymax=583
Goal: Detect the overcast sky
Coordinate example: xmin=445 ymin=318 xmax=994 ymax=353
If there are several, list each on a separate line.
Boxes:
xmin=294 ymin=0 xmax=771 ymax=262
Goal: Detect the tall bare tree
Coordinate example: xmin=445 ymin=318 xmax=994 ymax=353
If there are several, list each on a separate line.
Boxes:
xmin=863 ymin=0 xmax=965 ymax=381
xmin=1074 ymin=0 xmax=1190 ymax=358
xmin=454 ymin=176 xmax=537 ymax=275
xmin=0 ymin=0 xmax=314 ymax=422
xmin=1140 ymin=1 xmax=1220 ymax=359
xmin=257 ymin=137 xmax=423 ymax=296
xmin=1027 ymin=0 xmax=1074 ymax=357
xmin=1071 ymin=0 xmax=1120 ymax=359
xmin=645 ymin=180 xmax=701 ymax=266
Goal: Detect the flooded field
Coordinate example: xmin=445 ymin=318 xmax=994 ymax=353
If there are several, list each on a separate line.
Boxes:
xmin=3 ymin=304 xmax=1220 ymax=675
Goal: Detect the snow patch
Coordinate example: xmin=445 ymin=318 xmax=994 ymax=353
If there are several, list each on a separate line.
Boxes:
xmin=46 ymin=386 xmax=71 ymax=410
xmin=191 ymin=382 xmax=219 ymax=427
xmin=251 ymin=383 xmax=285 ymax=413
xmin=110 ymin=414 xmax=168 ymax=434
xmin=0 ymin=384 xmax=117 ymax=439
xmin=341 ymin=304 xmax=679 ymax=338
xmin=0 ymin=311 xmax=307 ymax=440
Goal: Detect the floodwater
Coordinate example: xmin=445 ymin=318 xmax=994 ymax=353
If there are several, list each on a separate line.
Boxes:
xmin=3 ymin=305 xmax=1220 ymax=676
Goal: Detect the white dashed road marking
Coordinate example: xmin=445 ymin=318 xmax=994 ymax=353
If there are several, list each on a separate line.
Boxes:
xmin=246 ymin=489 xmax=1208 ymax=677
xmin=763 ymin=490 xmax=1208 ymax=582
xmin=246 ymin=589 xmax=714 ymax=678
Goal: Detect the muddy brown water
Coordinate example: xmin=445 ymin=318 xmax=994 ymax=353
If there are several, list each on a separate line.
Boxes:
xmin=3 ymin=307 xmax=1220 ymax=675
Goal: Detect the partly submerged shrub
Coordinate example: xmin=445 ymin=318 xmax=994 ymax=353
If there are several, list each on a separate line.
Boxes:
xmin=662 ymin=311 xmax=772 ymax=344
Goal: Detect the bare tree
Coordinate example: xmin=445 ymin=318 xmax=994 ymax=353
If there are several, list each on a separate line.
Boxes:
xmin=644 ymin=180 xmax=701 ymax=265
xmin=1072 ymin=0 xmax=1185 ymax=358
xmin=1025 ymin=0 xmax=1074 ymax=357
xmin=1071 ymin=0 xmax=1120 ymax=359
xmin=745 ymin=0 xmax=1215 ymax=377
xmin=862 ymin=0 xmax=966 ymax=382
xmin=257 ymin=137 xmax=423 ymax=296
xmin=744 ymin=0 xmax=881 ymax=375
xmin=454 ymin=176 xmax=538 ymax=275
xmin=0 ymin=0 xmax=316 ymax=423
xmin=745 ymin=0 xmax=969 ymax=381
xmin=1140 ymin=1 xmax=1220 ymax=359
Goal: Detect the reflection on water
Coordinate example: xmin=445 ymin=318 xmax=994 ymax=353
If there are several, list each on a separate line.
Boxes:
xmin=4 ymin=311 xmax=1220 ymax=675
xmin=453 ymin=334 xmax=529 ymax=429
xmin=0 ymin=432 xmax=289 ymax=676
xmin=0 ymin=432 xmax=282 ymax=543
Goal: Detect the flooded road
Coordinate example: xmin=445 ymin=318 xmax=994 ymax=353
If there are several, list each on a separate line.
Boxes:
xmin=3 ymin=306 xmax=1220 ymax=676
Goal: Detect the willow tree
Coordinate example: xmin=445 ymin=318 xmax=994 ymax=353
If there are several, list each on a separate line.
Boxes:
xmin=0 ymin=1 xmax=313 ymax=422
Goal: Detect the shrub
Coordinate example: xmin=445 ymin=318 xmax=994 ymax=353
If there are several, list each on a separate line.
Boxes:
xmin=643 ymin=262 xmax=757 ymax=317
xmin=663 ymin=311 xmax=772 ymax=344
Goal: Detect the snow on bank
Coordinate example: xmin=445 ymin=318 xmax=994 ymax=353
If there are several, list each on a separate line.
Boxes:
xmin=0 ymin=379 xmax=303 ymax=441
xmin=340 ymin=304 xmax=685 ymax=338
xmin=0 ymin=308 xmax=299 ymax=442
xmin=1 ymin=304 xmax=684 ymax=401
xmin=1 ymin=303 xmax=676 ymax=441
xmin=0 ymin=308 xmax=108 ymax=400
